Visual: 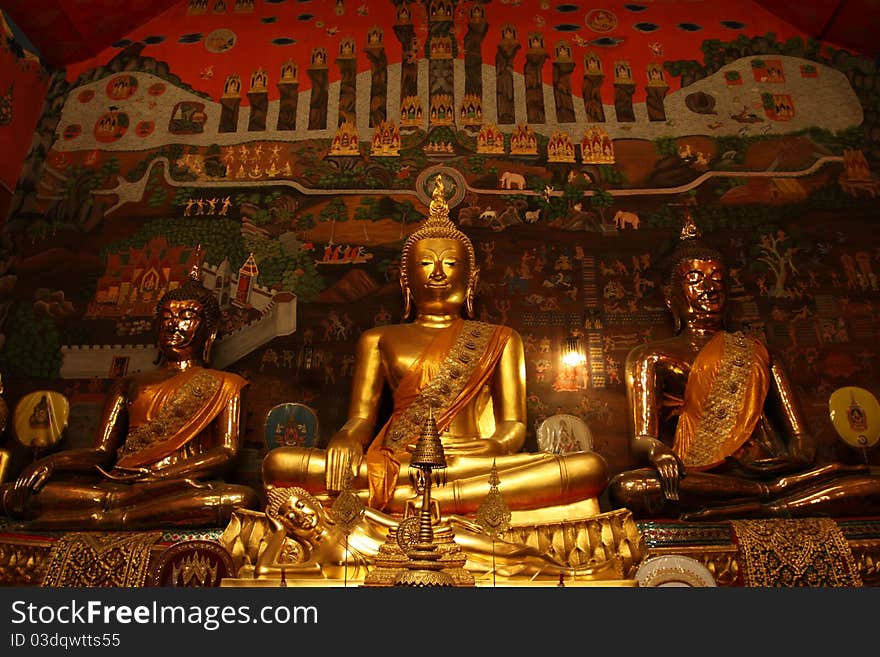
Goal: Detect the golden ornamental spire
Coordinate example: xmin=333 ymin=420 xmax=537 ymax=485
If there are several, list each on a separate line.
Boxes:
xmin=426 ymin=174 xmax=452 ymax=227
xmin=189 ymin=244 xmax=204 ymax=281
xmin=679 ymin=207 xmax=700 ymax=241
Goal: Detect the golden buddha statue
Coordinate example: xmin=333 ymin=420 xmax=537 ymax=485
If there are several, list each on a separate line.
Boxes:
xmin=0 ymin=268 xmax=258 ymax=529
xmin=609 ymin=210 xmax=880 ymax=520
xmin=263 ymin=175 xmax=609 ymax=521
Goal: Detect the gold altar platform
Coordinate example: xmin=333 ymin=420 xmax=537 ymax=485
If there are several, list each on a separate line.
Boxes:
xmin=219 ymin=577 xmax=639 ymax=587
xmin=2 ymin=517 xmax=879 ymax=587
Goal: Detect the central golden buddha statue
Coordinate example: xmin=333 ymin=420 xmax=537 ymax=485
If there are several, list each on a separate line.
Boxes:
xmin=263 ymin=177 xmax=609 ymax=521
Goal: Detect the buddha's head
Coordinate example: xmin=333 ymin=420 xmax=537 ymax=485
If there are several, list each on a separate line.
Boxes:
xmin=267 ymin=486 xmax=325 ymax=544
xmin=664 ymin=208 xmax=727 ymax=332
xmin=156 ymin=268 xmax=221 ymax=364
xmin=400 ymin=175 xmax=478 ymax=319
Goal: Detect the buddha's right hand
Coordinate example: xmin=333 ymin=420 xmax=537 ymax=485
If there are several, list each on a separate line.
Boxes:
xmin=6 ymin=458 xmax=55 ymax=514
xmin=651 ymin=450 xmax=683 ymax=502
xmin=325 ymin=436 xmax=363 ymax=493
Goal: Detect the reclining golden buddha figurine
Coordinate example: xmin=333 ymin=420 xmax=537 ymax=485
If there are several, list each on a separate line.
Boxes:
xmin=220 ymin=484 xmax=639 ymax=583
xmin=0 ymin=265 xmax=258 ymax=529
xmin=263 ymin=176 xmax=609 ymax=521
xmin=609 ymin=210 xmax=880 ymax=520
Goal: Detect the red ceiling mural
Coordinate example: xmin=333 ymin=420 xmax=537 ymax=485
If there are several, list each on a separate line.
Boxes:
xmin=49 ymin=1 xmax=844 ymax=103
xmin=4 ymin=0 xmax=877 ymax=75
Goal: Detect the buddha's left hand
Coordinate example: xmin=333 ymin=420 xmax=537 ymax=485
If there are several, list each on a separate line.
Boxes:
xmin=727 ymin=456 xmax=802 ymax=476
xmin=98 ymin=465 xmax=167 ymax=482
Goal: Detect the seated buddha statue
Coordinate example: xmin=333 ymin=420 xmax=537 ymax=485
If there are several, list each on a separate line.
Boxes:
xmin=0 ymin=267 xmax=258 ymax=529
xmin=609 ymin=210 xmax=879 ymax=520
xmin=263 ymin=176 xmax=609 ymax=521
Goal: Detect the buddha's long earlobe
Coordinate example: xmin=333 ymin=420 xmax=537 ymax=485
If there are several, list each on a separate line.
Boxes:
xmin=401 ymin=282 xmax=413 ymax=319
xmin=670 ymin=308 xmax=681 ymax=334
xmin=466 ymin=269 xmax=480 ymax=319
xmin=662 ymin=284 xmax=681 ymax=334
xmin=203 ymin=330 xmax=217 ymax=364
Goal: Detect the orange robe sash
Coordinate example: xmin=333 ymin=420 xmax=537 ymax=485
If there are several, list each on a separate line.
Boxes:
xmin=672 ymin=331 xmax=770 ymax=470
xmin=365 ymin=319 xmax=511 ymax=510
xmin=116 ymin=367 xmax=247 ymax=469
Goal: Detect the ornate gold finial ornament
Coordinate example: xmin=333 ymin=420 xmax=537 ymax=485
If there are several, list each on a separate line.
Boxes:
xmin=679 ymin=207 xmax=701 ymax=241
xmin=474 ymin=460 xmax=511 ymax=540
xmin=474 ymin=460 xmax=512 ymax=586
xmin=330 ymin=472 xmax=366 ymax=586
xmin=329 ymin=472 xmax=366 ymax=534
xmin=189 ymin=244 xmax=204 ymax=280
xmin=399 ymin=175 xmax=477 ymax=305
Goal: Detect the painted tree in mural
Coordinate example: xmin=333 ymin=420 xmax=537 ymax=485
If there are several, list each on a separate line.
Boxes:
xmin=391 ymin=199 xmax=419 ymax=239
xmin=320 ymin=197 xmax=349 ymax=245
xmin=352 ymin=199 xmax=373 ymax=242
xmin=0 ymin=305 xmax=62 ymax=378
xmin=755 ymin=230 xmax=799 ymax=298
xmin=589 ymin=189 xmax=614 ymax=225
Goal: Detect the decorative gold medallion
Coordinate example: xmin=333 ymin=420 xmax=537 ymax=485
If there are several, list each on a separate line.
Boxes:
xmin=329 ymin=473 xmax=365 ymax=535
xmin=474 ymin=461 xmax=511 ymax=539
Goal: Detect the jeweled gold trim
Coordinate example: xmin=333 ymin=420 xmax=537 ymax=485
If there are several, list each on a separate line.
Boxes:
xmin=385 ymin=321 xmax=493 ymax=450
xmin=41 ymin=531 xmax=163 ymax=587
xmin=685 ymin=331 xmax=753 ymax=468
xmin=731 ymin=518 xmax=862 ymax=587
xmin=120 ymin=371 xmax=220 ymax=457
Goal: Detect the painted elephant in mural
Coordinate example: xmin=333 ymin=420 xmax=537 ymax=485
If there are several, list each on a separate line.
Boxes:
xmin=499 ymin=171 xmax=526 ymax=189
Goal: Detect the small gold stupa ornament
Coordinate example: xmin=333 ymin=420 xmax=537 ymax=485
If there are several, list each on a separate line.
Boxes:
xmin=393 ymin=408 xmax=458 ymax=587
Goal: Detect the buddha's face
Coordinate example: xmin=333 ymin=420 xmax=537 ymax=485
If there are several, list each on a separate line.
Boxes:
xmin=277 ymin=494 xmax=321 ymax=541
xmin=675 ymin=258 xmax=726 ymax=318
xmin=407 ymin=237 xmax=470 ymax=315
xmin=158 ymin=298 xmax=206 ymax=360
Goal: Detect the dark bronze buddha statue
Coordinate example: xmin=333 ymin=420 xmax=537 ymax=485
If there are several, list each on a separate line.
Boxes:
xmin=609 ymin=210 xmax=880 ymax=520
xmin=0 ymin=268 xmax=257 ymax=529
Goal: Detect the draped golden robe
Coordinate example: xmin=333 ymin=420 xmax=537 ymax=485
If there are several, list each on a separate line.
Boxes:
xmin=115 ymin=367 xmax=248 ymax=469
xmin=365 ymin=319 xmax=512 ymax=510
xmin=672 ymin=331 xmax=771 ymax=470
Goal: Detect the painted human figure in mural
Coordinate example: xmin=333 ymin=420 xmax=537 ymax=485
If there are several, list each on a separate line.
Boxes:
xmin=263 ymin=176 xmax=609 ymax=518
xmin=0 ymin=267 xmax=257 ymax=529
xmin=609 ymin=210 xmax=880 ymax=520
